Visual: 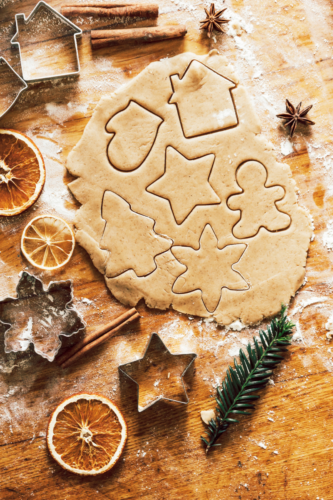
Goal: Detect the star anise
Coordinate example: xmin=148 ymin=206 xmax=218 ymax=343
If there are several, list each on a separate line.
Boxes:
xmin=277 ymin=99 xmax=315 ymax=137
xmin=200 ymin=3 xmax=229 ymax=38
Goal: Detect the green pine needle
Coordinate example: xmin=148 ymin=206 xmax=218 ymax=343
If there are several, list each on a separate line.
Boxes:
xmin=201 ymin=306 xmax=294 ymax=454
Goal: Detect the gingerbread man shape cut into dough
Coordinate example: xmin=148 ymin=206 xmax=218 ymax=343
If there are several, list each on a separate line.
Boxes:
xmin=228 ymin=161 xmax=291 ymax=239
xmin=101 ymin=191 xmax=172 ymax=277
xmin=172 ymin=224 xmax=248 ymax=313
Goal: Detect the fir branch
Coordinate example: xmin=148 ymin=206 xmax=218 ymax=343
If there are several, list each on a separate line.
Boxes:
xmin=201 ymin=306 xmax=294 ymax=453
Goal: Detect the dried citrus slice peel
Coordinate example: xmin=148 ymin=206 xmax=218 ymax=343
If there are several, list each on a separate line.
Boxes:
xmin=0 ymin=129 xmax=45 ymax=216
xmin=21 ymin=215 xmax=75 ymax=270
xmin=47 ymin=393 xmax=127 ymax=475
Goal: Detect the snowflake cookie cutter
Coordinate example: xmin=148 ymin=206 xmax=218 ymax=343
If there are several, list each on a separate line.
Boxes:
xmin=10 ymin=1 xmax=82 ymax=83
xmin=118 ymin=333 xmax=197 ymax=412
xmin=0 ymin=57 xmax=28 ymax=120
xmin=0 ymin=272 xmax=85 ymax=362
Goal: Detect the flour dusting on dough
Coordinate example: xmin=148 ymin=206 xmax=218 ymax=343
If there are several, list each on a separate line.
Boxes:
xmin=67 ymin=51 xmax=312 ymax=326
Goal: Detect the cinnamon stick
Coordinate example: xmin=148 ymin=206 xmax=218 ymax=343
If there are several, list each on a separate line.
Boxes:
xmin=60 ymin=312 xmax=140 ymax=368
xmin=91 ymin=25 xmax=187 ymax=49
xmin=61 ymin=3 xmax=158 ymax=18
xmin=57 ymin=307 xmax=137 ymax=366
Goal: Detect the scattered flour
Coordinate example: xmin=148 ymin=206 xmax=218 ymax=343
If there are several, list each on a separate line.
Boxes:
xmin=231 ymin=35 xmax=263 ymax=79
xmin=214 ymin=108 xmax=235 ymax=126
xmin=227 ymin=9 xmax=254 ymax=37
xmin=257 ymin=442 xmax=267 ymax=449
xmin=16 ymin=318 xmax=33 ymax=351
xmin=91 ymin=57 xmax=114 ymax=72
xmin=324 ymin=156 xmax=333 ymax=171
xmin=81 ymin=298 xmax=93 ymax=305
xmin=323 ymin=220 xmax=333 ymax=251
xmin=291 ymin=296 xmax=329 ymax=316
xmin=0 ymin=0 xmax=15 ymax=7
xmin=292 ymin=321 xmax=305 ymax=344
xmin=45 ymin=102 xmax=89 ymax=123
xmin=281 ymin=138 xmax=294 ymax=156
xmin=228 ymin=345 xmax=240 ymax=357
xmin=325 ymin=313 xmax=333 ymax=341
xmin=228 ymin=319 xmax=246 ymax=331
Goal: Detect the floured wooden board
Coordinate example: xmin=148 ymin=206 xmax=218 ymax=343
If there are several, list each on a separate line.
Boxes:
xmin=67 ymin=51 xmax=312 ymax=325
xmin=2 ymin=0 xmax=333 ymax=499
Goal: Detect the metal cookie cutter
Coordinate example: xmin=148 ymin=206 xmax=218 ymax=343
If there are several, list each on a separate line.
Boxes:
xmin=10 ymin=1 xmax=82 ymax=83
xmin=119 ymin=333 xmax=197 ymax=412
xmin=0 ymin=57 xmax=27 ymax=120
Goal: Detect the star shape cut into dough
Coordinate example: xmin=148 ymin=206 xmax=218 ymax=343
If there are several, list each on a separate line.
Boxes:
xmin=172 ymin=225 xmax=248 ymax=312
xmin=147 ymin=146 xmax=220 ymax=224
xmin=118 ymin=334 xmax=196 ymax=412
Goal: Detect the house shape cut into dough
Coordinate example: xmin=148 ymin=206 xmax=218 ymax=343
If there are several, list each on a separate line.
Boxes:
xmin=169 ymin=60 xmax=238 ymax=138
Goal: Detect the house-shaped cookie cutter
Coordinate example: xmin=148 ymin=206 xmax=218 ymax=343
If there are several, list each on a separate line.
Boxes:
xmin=0 ymin=57 xmax=27 ymax=120
xmin=10 ymin=1 xmax=82 ymax=83
xmin=118 ymin=333 xmax=197 ymax=412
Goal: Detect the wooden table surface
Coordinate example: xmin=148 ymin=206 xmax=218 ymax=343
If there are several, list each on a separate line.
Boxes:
xmin=1 ymin=0 xmax=333 ymax=498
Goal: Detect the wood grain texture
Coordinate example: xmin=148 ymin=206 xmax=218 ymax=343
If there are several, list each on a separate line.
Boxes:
xmin=1 ymin=0 xmax=333 ymax=499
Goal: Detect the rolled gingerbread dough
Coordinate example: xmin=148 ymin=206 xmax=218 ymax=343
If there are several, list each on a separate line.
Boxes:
xmin=67 ymin=50 xmax=312 ymax=326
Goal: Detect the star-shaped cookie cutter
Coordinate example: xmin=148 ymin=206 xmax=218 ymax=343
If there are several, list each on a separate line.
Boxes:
xmin=118 ymin=333 xmax=197 ymax=412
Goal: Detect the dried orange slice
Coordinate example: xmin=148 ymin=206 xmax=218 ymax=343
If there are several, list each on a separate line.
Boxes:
xmin=0 ymin=129 xmax=45 ymax=216
xmin=21 ymin=215 xmax=75 ymax=270
xmin=47 ymin=393 xmax=127 ymax=475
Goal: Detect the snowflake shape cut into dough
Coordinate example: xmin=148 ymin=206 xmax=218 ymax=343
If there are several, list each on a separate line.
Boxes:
xmin=172 ymin=225 xmax=248 ymax=312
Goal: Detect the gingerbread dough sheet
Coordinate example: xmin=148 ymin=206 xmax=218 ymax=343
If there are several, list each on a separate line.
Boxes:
xmin=67 ymin=50 xmax=312 ymax=326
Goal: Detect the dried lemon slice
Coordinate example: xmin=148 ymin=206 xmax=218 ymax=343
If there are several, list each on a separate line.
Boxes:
xmin=0 ymin=129 xmax=45 ymax=216
xmin=47 ymin=393 xmax=127 ymax=475
xmin=21 ymin=215 xmax=75 ymax=270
